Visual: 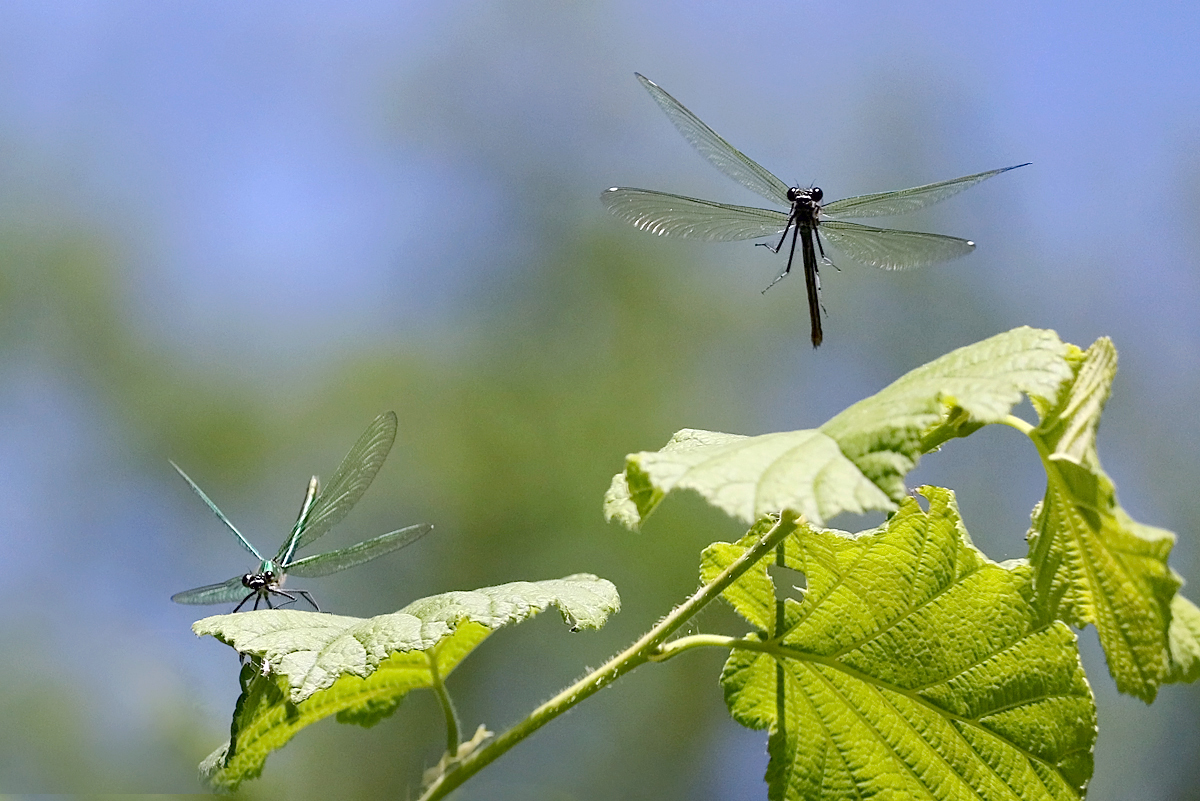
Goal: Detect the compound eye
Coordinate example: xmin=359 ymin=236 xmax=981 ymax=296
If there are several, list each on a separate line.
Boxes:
xmin=786 ymin=187 xmax=800 ymax=202
xmin=262 ymin=571 xmax=275 ymax=582
xmin=241 ymin=573 xmax=255 ymax=587
xmin=811 ymin=187 xmax=823 ymax=202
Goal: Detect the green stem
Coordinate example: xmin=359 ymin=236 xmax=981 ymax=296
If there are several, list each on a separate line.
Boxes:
xmin=649 ymin=631 xmax=823 ymax=662
xmin=428 ymin=648 xmax=461 ymax=755
xmin=1000 ymin=413 xmax=1035 ymax=439
xmin=417 ymin=509 xmax=802 ymax=801
xmin=919 ymin=409 xmax=1041 ymax=455
xmin=918 ymin=405 xmax=974 ymax=453
xmin=1000 ymin=413 xmax=1062 ymax=614
xmin=648 ymin=633 xmax=741 ymax=662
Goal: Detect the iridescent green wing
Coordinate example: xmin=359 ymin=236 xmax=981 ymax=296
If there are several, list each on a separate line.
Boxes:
xmin=272 ymin=475 xmax=319 ymax=568
xmin=275 ymin=412 xmax=398 ymax=565
xmin=285 ymin=523 xmax=433 ymax=577
xmin=171 ymin=461 xmax=264 ymax=561
xmin=172 ymin=575 xmax=248 ymax=606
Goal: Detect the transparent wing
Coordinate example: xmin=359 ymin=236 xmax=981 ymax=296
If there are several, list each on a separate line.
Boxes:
xmin=170 ymin=461 xmax=263 ymax=560
xmin=284 ymin=523 xmax=434 ymax=578
xmin=278 ymin=411 xmax=398 ymax=563
xmin=602 ymin=188 xmax=788 ymax=241
xmin=636 ymin=73 xmax=791 ymax=206
xmin=821 ymin=164 xmax=1030 ymax=220
xmin=820 ymin=221 xmax=976 ymax=271
xmin=171 ymin=575 xmax=248 ymax=605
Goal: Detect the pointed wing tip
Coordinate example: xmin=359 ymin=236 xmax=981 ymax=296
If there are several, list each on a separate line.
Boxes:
xmin=402 ymin=521 xmax=436 ymax=540
xmin=599 ymin=188 xmax=626 ymax=210
xmin=635 ymin=73 xmax=667 ymax=95
xmin=371 ymin=410 xmax=400 ymax=450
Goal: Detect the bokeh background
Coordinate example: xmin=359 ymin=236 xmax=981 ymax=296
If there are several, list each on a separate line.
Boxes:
xmin=1 ymin=1 xmax=1198 ymax=797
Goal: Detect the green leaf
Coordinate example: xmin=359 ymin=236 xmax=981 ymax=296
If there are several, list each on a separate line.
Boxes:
xmin=602 ymin=470 xmax=642 ymax=531
xmin=1166 ymin=594 xmax=1200 ymax=684
xmin=193 ymin=575 xmax=619 ymax=792
xmin=605 ymin=427 xmax=891 ymax=529
xmin=822 ymin=326 xmax=1070 ymax=500
xmin=605 ymin=327 xmax=1071 ymax=528
xmin=1026 ymin=338 xmax=1181 ymax=701
xmin=712 ymin=487 xmax=1096 ymax=801
xmin=700 ymin=515 xmax=781 ymax=631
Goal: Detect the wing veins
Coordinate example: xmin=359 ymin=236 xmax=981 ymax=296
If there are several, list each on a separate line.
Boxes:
xmin=821 ymin=164 xmax=1029 ymax=220
xmin=820 ymin=221 xmax=976 ymax=270
xmin=636 ymin=73 xmax=791 ymax=206
xmin=602 ymin=188 xmax=789 ymax=240
xmin=284 ymin=523 xmax=434 ymax=577
xmin=171 ymin=575 xmax=248 ymax=605
xmin=277 ymin=412 xmax=399 ymax=562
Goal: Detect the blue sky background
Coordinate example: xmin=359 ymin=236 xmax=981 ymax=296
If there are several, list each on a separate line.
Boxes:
xmin=0 ymin=1 xmax=1198 ymax=797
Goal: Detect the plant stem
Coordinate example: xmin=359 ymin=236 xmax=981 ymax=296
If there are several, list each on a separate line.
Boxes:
xmin=417 ymin=509 xmax=802 ymax=801
xmin=647 ymin=633 xmax=740 ymax=661
xmin=1001 ymin=413 xmax=1035 ymax=438
xmin=1000 ymin=412 xmax=1063 ymax=616
xmin=428 ymin=647 xmax=461 ymax=755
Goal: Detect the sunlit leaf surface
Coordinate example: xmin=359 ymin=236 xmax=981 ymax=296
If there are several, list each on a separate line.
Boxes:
xmin=705 ymin=487 xmax=1096 ymax=801
xmin=1167 ymin=594 xmax=1200 ymax=684
xmin=194 ymin=575 xmax=620 ymax=791
xmin=1026 ymin=339 xmax=1182 ymax=701
xmin=606 ymin=327 xmax=1072 ymax=527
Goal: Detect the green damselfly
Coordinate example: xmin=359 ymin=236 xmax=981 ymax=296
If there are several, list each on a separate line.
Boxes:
xmin=171 ymin=412 xmax=431 ymax=612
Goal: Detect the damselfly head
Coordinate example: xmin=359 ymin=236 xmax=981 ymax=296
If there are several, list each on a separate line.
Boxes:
xmin=242 ymin=571 xmax=275 ymax=591
xmin=786 ymin=186 xmax=822 ymax=204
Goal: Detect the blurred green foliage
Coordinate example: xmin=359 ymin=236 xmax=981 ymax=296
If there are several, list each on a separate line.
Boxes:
xmin=0 ymin=214 xmax=782 ymax=796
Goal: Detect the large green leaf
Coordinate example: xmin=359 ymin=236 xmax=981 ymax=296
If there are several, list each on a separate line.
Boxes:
xmin=705 ymin=487 xmax=1096 ymax=801
xmin=1026 ymin=339 xmax=1181 ymax=701
xmin=194 ymin=575 xmax=619 ymax=792
xmin=605 ymin=327 xmax=1071 ymax=528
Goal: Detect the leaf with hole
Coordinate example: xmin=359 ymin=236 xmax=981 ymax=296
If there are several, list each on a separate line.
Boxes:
xmin=704 ymin=487 xmax=1096 ymax=801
